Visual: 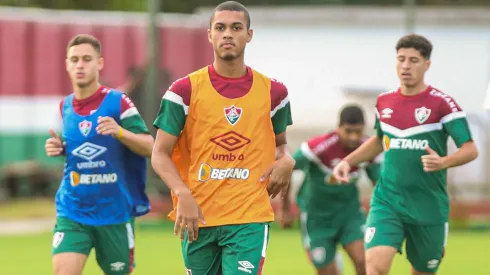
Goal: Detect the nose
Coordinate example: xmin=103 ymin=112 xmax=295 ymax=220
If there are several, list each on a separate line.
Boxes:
xmin=348 ymin=133 xmax=361 ymax=143
xmin=402 ymin=60 xmax=411 ymax=69
xmin=76 ymin=59 xmax=84 ymax=69
xmin=222 ymin=28 xmax=233 ymax=39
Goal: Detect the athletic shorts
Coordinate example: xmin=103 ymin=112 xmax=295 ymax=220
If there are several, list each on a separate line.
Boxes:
xmin=300 ymin=211 xmax=365 ymax=268
xmin=52 ymin=217 xmax=135 ymax=275
xmin=182 ymin=223 xmax=270 ymax=275
xmin=365 ymin=197 xmax=448 ymax=273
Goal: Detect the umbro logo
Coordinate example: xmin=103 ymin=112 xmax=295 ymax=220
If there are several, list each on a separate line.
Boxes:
xmin=110 ymin=262 xmax=125 ymax=271
xmin=72 ymin=142 xmax=107 ymax=161
xmin=381 ymin=108 xmax=393 ymax=118
xmin=238 ymin=261 xmax=255 ymax=273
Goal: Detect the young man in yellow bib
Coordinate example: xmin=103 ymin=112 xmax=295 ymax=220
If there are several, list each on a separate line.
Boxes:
xmin=151 ymin=1 xmax=295 ymax=274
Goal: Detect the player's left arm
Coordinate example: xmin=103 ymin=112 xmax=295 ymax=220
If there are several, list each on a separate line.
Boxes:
xmin=271 ymin=79 xmax=294 ymax=159
xmin=439 ymin=100 xmax=478 ymax=168
xmin=273 ymin=105 xmax=293 ymax=164
xmin=118 ymin=94 xmax=154 ymax=157
xmin=425 ymin=97 xmax=478 ymax=171
xmin=260 ymin=79 xmax=295 ymax=198
xmin=97 ymin=94 xmax=154 ymax=157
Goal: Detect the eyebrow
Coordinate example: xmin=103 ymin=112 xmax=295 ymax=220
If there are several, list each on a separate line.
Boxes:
xmin=69 ymin=54 xmax=93 ymax=58
xmin=397 ymin=55 xmax=420 ymax=60
xmin=214 ymin=21 xmax=244 ymax=26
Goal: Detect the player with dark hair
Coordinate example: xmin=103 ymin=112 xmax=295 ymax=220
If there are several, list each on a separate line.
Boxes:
xmin=281 ymin=104 xmax=381 ymax=275
xmin=45 ymin=34 xmax=153 ymax=275
xmin=334 ymin=34 xmax=478 ymax=275
xmin=151 ymin=1 xmax=295 ymax=274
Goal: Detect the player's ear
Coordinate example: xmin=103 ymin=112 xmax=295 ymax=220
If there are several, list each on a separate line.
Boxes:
xmin=247 ymin=28 xmax=253 ymax=43
xmin=65 ymin=58 xmax=70 ymax=71
xmin=207 ymin=28 xmax=212 ymax=44
xmin=425 ymin=58 xmax=431 ymax=71
xmin=98 ymin=57 xmax=104 ymax=71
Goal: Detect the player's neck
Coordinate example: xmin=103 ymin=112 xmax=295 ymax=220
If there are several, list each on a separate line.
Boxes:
xmin=400 ymin=82 xmax=428 ymax=96
xmin=213 ymin=59 xmax=247 ymax=78
xmin=73 ymin=81 xmax=101 ymax=100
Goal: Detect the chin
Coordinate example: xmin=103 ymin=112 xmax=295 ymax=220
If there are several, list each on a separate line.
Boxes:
xmin=76 ymin=81 xmax=88 ymax=88
xmin=221 ymin=53 xmax=237 ymax=61
xmin=347 ymin=145 xmax=359 ymax=150
xmin=76 ymin=80 xmax=93 ymax=88
xmin=401 ymin=81 xmax=416 ymax=88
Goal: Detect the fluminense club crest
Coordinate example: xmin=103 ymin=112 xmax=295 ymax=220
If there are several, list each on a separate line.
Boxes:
xmin=414 ymin=106 xmax=431 ymax=124
xmin=224 ymin=105 xmax=242 ymax=126
xmin=79 ymin=120 xmax=92 ymax=137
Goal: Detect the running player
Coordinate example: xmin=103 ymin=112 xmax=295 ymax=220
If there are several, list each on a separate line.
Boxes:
xmin=151 ymin=1 xmax=294 ymax=274
xmin=45 ymin=34 xmax=153 ymax=275
xmin=333 ymin=34 xmax=478 ymax=275
xmin=281 ymin=105 xmax=381 ymax=275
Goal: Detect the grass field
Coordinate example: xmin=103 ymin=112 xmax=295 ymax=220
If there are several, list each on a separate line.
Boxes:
xmin=1 ymin=221 xmax=489 ymax=275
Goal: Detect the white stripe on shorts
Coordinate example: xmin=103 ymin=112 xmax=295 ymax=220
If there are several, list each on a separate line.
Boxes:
xmin=126 ymin=223 xmax=135 ymax=249
xmin=261 ymin=224 xmax=269 ymax=257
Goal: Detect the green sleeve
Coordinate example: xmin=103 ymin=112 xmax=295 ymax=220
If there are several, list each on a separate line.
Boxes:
xmin=153 ymin=98 xmax=187 ymax=136
xmin=365 ymin=163 xmax=381 ymax=185
xmin=374 ymin=112 xmax=383 ymax=139
xmin=121 ymin=114 xmax=149 ymax=134
xmin=443 ymin=115 xmax=472 ymax=148
xmin=292 ymin=148 xmax=309 ymax=171
xmin=271 ymin=101 xmax=293 ymax=135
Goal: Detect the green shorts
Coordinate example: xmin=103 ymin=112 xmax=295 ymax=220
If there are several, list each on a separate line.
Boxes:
xmin=365 ymin=199 xmax=448 ymax=273
xmin=300 ymin=211 xmax=365 ymax=268
xmin=52 ymin=217 xmax=135 ymax=275
xmin=182 ymin=223 xmax=270 ymax=275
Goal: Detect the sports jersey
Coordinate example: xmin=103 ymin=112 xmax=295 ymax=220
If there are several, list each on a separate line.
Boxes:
xmin=57 ymin=87 xmax=150 ymax=225
xmin=124 ymin=148 xmax=150 ymax=217
xmin=373 ymin=86 xmax=472 ymax=225
xmin=294 ymin=132 xmax=380 ymax=222
xmin=154 ymin=65 xmax=293 ymax=227
xmin=59 ymin=86 xmax=149 ymax=135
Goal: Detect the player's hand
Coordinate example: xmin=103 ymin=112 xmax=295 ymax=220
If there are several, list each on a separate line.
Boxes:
xmin=277 ymin=209 xmax=294 ymax=229
xmin=421 ymin=146 xmax=447 ymax=172
xmin=174 ymin=189 xmax=206 ymax=243
xmin=96 ymin=116 xmax=122 ymax=138
xmin=45 ymin=129 xmax=64 ymax=157
xmin=261 ymin=154 xmax=295 ymax=199
xmin=333 ymin=160 xmax=351 ymax=183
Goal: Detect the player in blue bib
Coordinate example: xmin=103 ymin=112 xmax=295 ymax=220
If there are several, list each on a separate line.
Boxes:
xmin=45 ymin=34 xmax=154 ymax=275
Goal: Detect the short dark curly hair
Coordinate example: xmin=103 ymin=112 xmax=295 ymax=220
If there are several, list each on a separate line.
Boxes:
xmin=396 ymin=34 xmax=433 ymax=59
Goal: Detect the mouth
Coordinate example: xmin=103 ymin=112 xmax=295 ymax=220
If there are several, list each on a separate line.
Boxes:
xmin=221 ymin=42 xmax=235 ymax=49
xmin=76 ymin=72 xmax=85 ymax=79
xmin=401 ymin=72 xmax=411 ymax=79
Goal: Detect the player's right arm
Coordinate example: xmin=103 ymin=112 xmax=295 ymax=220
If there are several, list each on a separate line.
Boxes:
xmin=151 ymin=77 xmax=205 ymax=243
xmin=334 ymin=109 xmax=384 ymax=183
xmin=45 ymin=129 xmax=64 ymax=157
xmin=152 ymin=130 xmax=188 ymax=198
xmin=152 ymin=78 xmax=189 ymax=194
xmin=45 ymin=100 xmax=66 ymax=157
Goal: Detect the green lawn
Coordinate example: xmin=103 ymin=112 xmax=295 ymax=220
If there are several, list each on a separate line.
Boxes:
xmin=1 ymin=221 xmax=489 ymax=275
